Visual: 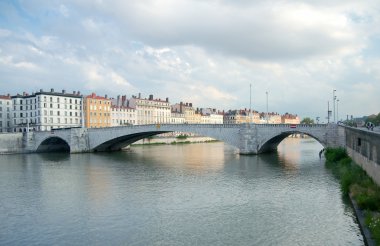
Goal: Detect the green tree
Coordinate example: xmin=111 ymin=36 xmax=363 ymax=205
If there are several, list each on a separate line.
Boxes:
xmin=301 ymin=117 xmax=315 ymax=125
xmin=366 ymin=113 xmax=380 ymax=126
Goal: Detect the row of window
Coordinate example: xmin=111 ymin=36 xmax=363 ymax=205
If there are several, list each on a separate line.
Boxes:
xmin=14 ymin=104 xmax=81 ymax=110
xmin=14 ymin=97 xmax=81 ymax=105
xmin=14 ymin=111 xmax=81 ymax=118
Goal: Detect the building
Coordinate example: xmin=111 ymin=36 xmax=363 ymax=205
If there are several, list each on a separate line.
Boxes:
xmin=199 ymin=108 xmax=223 ymax=124
xmin=223 ymin=109 xmax=260 ymax=124
xmin=170 ymin=111 xmax=185 ymax=124
xmin=172 ymin=102 xmax=199 ymax=123
xmin=0 ymin=94 xmax=13 ymax=132
xmin=111 ymin=106 xmax=136 ymax=126
xmin=129 ymin=94 xmax=171 ymax=125
xmin=281 ymin=113 xmax=300 ymax=124
xmin=11 ymin=89 xmax=83 ymax=132
xmin=84 ymin=93 xmax=111 ymax=128
xmin=259 ymin=112 xmax=282 ymax=124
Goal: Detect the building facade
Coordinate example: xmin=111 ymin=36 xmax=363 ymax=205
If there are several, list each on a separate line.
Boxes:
xmin=11 ymin=89 xmax=83 ymax=132
xmin=0 ymin=95 xmax=13 ymax=132
xmin=281 ymin=113 xmax=300 ymax=124
xmin=129 ymin=94 xmax=171 ymax=125
xmin=84 ymin=93 xmax=111 ymax=128
xmin=111 ymin=106 xmax=137 ymax=126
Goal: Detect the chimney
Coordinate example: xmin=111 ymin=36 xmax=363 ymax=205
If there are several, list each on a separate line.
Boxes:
xmin=51 ymin=88 xmax=54 ymax=92
xmin=73 ymin=91 xmax=76 ymax=94
xmin=77 ymin=91 xmax=80 ymax=95
xmin=40 ymin=89 xmax=43 ymax=92
xmin=92 ymin=92 xmax=95 ymax=97
xmin=189 ymin=103 xmax=192 ymax=107
xmin=166 ymin=97 xmax=169 ymax=102
xmin=105 ymin=94 xmax=108 ymax=99
xmin=23 ymin=92 xmax=26 ymax=96
xmin=62 ymin=89 xmax=66 ymax=94
xmin=149 ymin=94 xmax=153 ymax=100
xmin=138 ymin=93 xmax=141 ymax=99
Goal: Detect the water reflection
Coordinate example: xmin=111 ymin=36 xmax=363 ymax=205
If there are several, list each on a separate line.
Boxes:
xmin=0 ymin=139 xmax=363 ymax=245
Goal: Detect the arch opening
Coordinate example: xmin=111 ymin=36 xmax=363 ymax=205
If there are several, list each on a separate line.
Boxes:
xmin=93 ymin=131 xmax=171 ymax=152
xmin=36 ymin=137 xmax=70 ymax=153
xmin=259 ymin=131 xmax=324 ymax=154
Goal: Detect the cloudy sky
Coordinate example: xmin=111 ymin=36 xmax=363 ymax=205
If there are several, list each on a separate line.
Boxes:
xmin=1 ymin=0 xmax=379 ymax=121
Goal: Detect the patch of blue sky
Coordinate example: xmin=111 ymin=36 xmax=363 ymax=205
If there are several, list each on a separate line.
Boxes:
xmin=0 ymin=1 xmax=41 ymax=33
xmin=362 ymin=36 xmax=380 ymax=58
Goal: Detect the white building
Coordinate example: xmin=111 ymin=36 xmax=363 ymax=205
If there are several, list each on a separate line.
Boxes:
xmin=199 ymin=108 xmax=223 ymax=124
xmin=129 ymin=94 xmax=171 ymax=125
xmin=111 ymin=106 xmax=137 ymax=126
xmin=170 ymin=111 xmax=185 ymax=124
xmin=11 ymin=89 xmax=83 ymax=132
xmin=0 ymin=95 xmax=13 ymax=132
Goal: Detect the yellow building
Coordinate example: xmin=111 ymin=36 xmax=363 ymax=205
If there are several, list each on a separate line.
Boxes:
xmin=84 ymin=93 xmax=111 ymax=128
xmin=281 ymin=113 xmax=300 ymax=124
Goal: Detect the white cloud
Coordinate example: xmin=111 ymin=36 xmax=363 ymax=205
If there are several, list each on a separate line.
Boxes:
xmin=0 ymin=0 xmax=379 ymax=119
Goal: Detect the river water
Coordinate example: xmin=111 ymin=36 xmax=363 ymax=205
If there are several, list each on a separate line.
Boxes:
xmin=0 ymin=138 xmax=364 ymax=245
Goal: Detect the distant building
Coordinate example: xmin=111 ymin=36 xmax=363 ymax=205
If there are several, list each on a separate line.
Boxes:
xmin=172 ymin=102 xmax=198 ymax=123
xmin=223 ymin=109 xmax=260 ymax=124
xmin=84 ymin=93 xmax=111 ymax=128
xmin=281 ymin=113 xmax=300 ymax=124
xmin=11 ymin=89 xmax=82 ymax=132
xmin=199 ymin=108 xmax=223 ymax=124
xmin=111 ymin=106 xmax=136 ymax=126
xmin=0 ymin=94 xmax=13 ymax=132
xmin=129 ymin=94 xmax=171 ymax=125
xmin=170 ymin=111 xmax=185 ymax=124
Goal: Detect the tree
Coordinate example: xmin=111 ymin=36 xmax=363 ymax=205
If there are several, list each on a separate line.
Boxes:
xmin=365 ymin=113 xmax=380 ymax=126
xmin=301 ymin=117 xmax=315 ymax=125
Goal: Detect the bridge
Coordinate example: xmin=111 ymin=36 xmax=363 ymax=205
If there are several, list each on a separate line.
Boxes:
xmin=26 ymin=123 xmax=344 ymax=154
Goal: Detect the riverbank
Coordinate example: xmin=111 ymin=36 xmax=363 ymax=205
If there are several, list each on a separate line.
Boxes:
xmin=131 ymin=136 xmax=218 ymax=146
xmin=325 ymin=147 xmax=380 ymax=245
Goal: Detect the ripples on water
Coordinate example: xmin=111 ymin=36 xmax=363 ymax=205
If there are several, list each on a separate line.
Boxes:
xmin=0 ymin=138 xmax=364 ymax=245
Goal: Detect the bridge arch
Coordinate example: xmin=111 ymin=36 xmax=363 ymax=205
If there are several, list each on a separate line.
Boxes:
xmin=258 ymin=130 xmax=325 ymax=154
xmin=36 ymin=136 xmax=70 ymax=153
xmin=93 ymin=131 xmax=171 ymax=152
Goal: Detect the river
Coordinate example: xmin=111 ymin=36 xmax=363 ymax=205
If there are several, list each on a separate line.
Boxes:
xmin=0 ymin=137 xmax=364 ymax=245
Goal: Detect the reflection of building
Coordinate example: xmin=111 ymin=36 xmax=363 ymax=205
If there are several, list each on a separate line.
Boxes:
xmin=84 ymin=93 xmax=111 ymax=128
xmin=281 ymin=113 xmax=300 ymax=124
xmin=129 ymin=94 xmax=171 ymax=125
xmin=11 ymin=89 xmax=82 ymax=132
xmin=0 ymin=95 xmax=12 ymax=132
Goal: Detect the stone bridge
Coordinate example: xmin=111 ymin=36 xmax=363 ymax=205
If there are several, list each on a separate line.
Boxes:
xmin=27 ymin=123 xmax=344 ymax=154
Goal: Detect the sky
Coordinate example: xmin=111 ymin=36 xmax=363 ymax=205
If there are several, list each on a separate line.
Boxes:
xmin=0 ymin=0 xmax=379 ymax=121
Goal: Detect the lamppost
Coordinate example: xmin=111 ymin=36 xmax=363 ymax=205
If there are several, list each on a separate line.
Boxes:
xmin=266 ymin=91 xmax=269 ymax=123
xmin=337 ymin=99 xmax=339 ymax=123
xmin=333 ymin=89 xmax=336 ymax=122
xmin=250 ymin=83 xmax=252 ymax=123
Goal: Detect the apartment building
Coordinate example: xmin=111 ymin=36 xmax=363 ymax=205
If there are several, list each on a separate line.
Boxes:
xmin=281 ymin=113 xmax=300 ymax=124
xmin=129 ymin=94 xmax=171 ymax=125
xmin=111 ymin=106 xmax=136 ymax=126
xmin=11 ymin=89 xmax=82 ymax=132
xmin=0 ymin=95 xmax=12 ymax=132
xmin=172 ymin=102 xmax=199 ymax=123
xmin=223 ymin=110 xmax=260 ymax=124
xmin=84 ymin=93 xmax=111 ymax=128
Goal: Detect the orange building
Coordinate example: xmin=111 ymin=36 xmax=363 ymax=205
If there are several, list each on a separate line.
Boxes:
xmin=84 ymin=93 xmax=111 ymax=128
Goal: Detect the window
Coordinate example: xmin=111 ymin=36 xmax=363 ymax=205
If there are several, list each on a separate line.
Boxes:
xmin=357 ymin=138 xmax=362 ymax=147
